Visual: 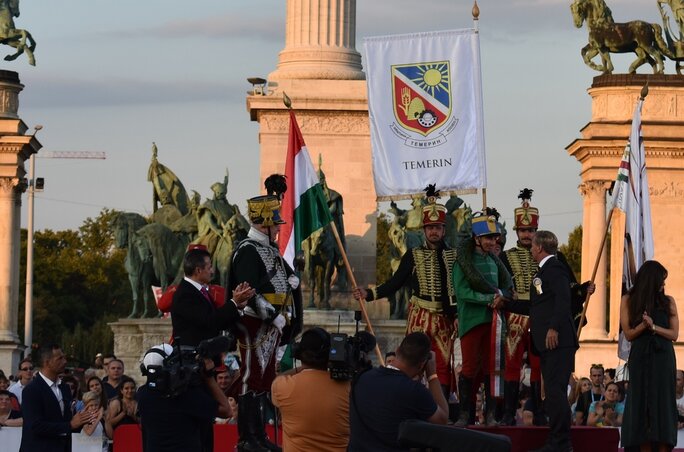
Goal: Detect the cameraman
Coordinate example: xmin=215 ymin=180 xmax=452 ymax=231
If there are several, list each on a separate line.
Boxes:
xmin=137 ymin=344 xmax=232 ymax=452
xmin=348 ymin=332 xmax=448 ymax=451
xmin=271 ymin=327 xmax=350 ymax=451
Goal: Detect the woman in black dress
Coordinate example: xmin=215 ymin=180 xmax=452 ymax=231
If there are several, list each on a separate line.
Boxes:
xmin=620 ymin=260 xmax=679 ymax=451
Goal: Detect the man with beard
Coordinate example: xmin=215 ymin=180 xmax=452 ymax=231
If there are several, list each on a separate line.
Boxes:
xmin=353 ymin=185 xmax=458 ymax=397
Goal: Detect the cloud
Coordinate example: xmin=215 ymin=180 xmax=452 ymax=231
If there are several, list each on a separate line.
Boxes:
xmin=19 ymin=75 xmax=246 ymax=108
xmin=100 ymin=14 xmax=284 ymax=42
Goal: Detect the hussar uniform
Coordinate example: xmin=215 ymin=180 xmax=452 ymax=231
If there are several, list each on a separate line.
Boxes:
xmin=499 ymin=189 xmax=544 ymax=426
xmin=363 ymin=193 xmax=457 ymax=387
xmin=232 ymin=186 xmax=302 ymax=452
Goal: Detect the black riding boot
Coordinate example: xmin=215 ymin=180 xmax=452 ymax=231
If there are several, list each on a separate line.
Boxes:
xmin=499 ymin=380 xmax=519 ymax=426
xmin=253 ymin=392 xmax=282 ymax=452
xmin=483 ymin=378 xmax=498 ymax=426
xmin=237 ymin=392 xmax=268 ymax=452
xmin=455 ymin=376 xmax=472 ymax=427
xmin=530 ymin=381 xmax=549 ymax=426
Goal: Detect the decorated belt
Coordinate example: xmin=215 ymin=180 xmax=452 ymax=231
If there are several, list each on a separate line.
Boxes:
xmin=263 ymin=293 xmax=289 ymax=305
xmin=410 ymin=295 xmax=445 ymax=313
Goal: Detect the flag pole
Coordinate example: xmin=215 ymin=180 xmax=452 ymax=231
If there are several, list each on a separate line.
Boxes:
xmin=328 ymin=222 xmax=385 ymax=366
xmin=576 ymin=208 xmax=614 ymax=339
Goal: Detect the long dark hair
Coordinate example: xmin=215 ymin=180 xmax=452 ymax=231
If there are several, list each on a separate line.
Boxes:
xmin=86 ymin=375 xmax=109 ymax=410
xmin=627 ymin=260 xmax=669 ymax=328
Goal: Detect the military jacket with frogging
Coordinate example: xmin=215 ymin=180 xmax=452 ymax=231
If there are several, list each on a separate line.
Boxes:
xmin=500 ymin=245 xmax=538 ymax=302
xmin=366 ymin=243 xmax=458 ymax=315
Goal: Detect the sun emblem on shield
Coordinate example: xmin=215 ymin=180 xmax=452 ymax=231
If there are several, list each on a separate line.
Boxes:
xmin=392 ymin=61 xmax=451 ymax=137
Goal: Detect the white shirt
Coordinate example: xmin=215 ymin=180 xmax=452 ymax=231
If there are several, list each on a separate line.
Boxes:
xmin=538 ymin=254 xmax=553 ymax=269
xmin=8 ymin=380 xmax=27 ymax=404
xmin=38 ymin=371 xmax=65 ymax=414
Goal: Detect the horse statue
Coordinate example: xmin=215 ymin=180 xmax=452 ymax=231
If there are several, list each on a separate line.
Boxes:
xmin=387 ymin=220 xmax=411 ymax=319
xmin=214 ymin=214 xmax=246 ymax=290
xmin=133 ymin=222 xmax=189 ymax=294
xmin=0 ymin=0 xmax=36 ymax=65
xmin=571 ymin=0 xmax=672 ymax=74
xmin=112 ymin=212 xmax=155 ymax=318
xmin=303 ymin=226 xmax=336 ymax=309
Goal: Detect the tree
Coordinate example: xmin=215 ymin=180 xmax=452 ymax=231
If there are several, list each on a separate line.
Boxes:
xmin=559 ymin=225 xmax=582 ymax=282
xmin=18 ymin=209 xmax=129 ymax=365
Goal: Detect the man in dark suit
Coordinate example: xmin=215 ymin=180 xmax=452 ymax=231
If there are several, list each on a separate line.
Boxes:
xmin=171 ymin=247 xmax=253 ymax=347
xmin=20 ymin=344 xmax=96 ymax=452
xmin=502 ymin=230 xmax=578 ymax=452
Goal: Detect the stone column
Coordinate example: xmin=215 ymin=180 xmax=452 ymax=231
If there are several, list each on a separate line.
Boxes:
xmin=249 ymin=0 xmax=376 ymax=290
xmin=269 ymin=0 xmax=364 ymax=80
xmin=578 ymin=180 xmax=609 ymax=339
xmin=0 ymin=70 xmax=40 ymax=372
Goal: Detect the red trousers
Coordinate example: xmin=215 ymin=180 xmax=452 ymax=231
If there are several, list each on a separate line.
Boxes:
xmin=504 ymin=313 xmax=541 ymax=383
xmin=460 ymin=323 xmax=492 ymax=380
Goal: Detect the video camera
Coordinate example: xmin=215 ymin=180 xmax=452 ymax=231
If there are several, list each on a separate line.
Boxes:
xmin=142 ymin=334 xmax=236 ymax=397
xmin=328 ymin=311 xmax=376 ymax=381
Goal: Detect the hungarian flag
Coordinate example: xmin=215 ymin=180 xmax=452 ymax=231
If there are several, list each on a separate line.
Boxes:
xmin=280 ymin=110 xmax=333 ymax=268
xmin=611 ymin=97 xmax=654 ymax=289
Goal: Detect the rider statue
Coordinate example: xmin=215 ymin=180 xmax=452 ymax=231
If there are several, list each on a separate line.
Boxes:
xmin=193 ymin=171 xmax=248 ymax=256
xmin=147 ymin=143 xmax=191 ymax=227
xmin=317 ymin=156 xmax=348 ymax=291
xmin=0 ymin=0 xmax=36 ymax=65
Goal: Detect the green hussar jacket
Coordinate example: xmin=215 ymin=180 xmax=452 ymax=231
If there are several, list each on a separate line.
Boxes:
xmin=452 ymin=239 xmax=513 ymax=337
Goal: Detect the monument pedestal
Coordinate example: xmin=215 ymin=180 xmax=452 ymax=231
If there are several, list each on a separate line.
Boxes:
xmin=566 ymin=74 xmax=684 ymax=365
xmin=109 ymin=318 xmax=172 ymax=386
xmin=0 ymin=70 xmax=40 ymax=372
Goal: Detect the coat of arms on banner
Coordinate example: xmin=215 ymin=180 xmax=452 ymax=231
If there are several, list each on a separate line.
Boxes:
xmin=391 ymin=61 xmax=457 ymax=147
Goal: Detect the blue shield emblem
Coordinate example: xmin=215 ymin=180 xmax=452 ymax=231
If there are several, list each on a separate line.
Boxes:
xmin=391 ymin=61 xmax=452 ymax=137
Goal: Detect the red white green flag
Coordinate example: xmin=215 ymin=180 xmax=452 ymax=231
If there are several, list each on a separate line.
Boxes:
xmin=280 ymin=110 xmax=333 ymax=267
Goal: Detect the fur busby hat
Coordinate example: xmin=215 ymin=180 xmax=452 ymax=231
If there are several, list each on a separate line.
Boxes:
xmin=421 ymin=184 xmax=447 ymax=226
xmin=513 ymin=188 xmax=539 ymax=230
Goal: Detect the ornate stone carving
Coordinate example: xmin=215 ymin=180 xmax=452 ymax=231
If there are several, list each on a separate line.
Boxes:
xmin=650 ymin=181 xmax=684 ymax=198
xmin=578 ymin=180 xmax=610 ymax=199
xmin=0 ymin=177 xmax=23 ymax=192
xmin=260 ymin=112 xmax=369 ymax=134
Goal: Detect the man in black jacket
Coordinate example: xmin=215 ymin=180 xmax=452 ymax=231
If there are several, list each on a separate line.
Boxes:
xmin=171 ymin=247 xmax=253 ymax=347
xmin=20 ymin=344 xmax=96 ymax=452
xmin=502 ymin=231 xmax=578 ymax=452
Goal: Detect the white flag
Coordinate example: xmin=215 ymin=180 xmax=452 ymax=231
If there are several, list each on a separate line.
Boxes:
xmin=614 ymin=98 xmax=654 ymax=288
xmin=614 ymin=96 xmax=654 ymax=361
xmin=363 ymin=29 xmax=486 ymax=200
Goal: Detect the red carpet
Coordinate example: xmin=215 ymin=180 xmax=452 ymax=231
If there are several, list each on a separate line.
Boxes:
xmin=113 ymin=424 xmax=281 ymax=452
xmin=114 ymin=424 xmax=627 ymax=451
xmin=471 ymin=425 xmax=620 ymax=452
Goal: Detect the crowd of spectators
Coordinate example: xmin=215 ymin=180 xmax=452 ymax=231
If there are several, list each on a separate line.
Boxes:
xmin=3 ymin=348 xmax=682 ymax=450
xmin=0 ymin=351 xmax=142 ymax=450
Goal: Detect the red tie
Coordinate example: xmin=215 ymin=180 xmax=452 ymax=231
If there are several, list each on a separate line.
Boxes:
xmin=200 ymin=286 xmax=212 ymax=304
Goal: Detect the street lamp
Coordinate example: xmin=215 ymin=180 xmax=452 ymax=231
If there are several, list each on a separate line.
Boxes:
xmin=24 ymin=124 xmax=42 ymax=352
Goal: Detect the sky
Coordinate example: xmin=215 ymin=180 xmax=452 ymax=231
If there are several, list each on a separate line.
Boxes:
xmin=12 ymin=0 xmax=669 ymax=245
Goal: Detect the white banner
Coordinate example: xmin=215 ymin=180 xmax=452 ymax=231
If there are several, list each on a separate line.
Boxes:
xmin=364 ymin=29 xmax=487 ymax=200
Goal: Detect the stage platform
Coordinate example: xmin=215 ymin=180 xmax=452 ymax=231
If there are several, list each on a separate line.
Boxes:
xmin=112 ymin=423 xmax=684 ymax=451
xmin=471 ymin=425 xmax=619 ymax=452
